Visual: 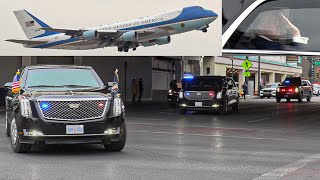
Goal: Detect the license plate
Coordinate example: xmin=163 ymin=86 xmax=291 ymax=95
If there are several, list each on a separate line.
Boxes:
xmin=284 ymin=95 xmax=289 ymax=97
xmin=195 ymin=102 xmax=202 ymax=107
xmin=66 ymin=125 xmax=84 ymax=135
xmin=264 ymin=92 xmax=270 ymax=95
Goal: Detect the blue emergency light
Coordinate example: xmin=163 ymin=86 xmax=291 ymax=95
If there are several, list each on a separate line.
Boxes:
xmin=40 ymin=102 xmax=50 ymax=110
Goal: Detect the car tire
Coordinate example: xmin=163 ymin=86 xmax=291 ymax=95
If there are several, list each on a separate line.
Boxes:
xmin=267 ymin=97 xmax=271 ymax=99
xmin=232 ymin=100 xmax=239 ymax=112
xmin=10 ymin=114 xmax=32 ymax=153
xmin=276 ymin=97 xmax=281 ymax=103
xmin=179 ymin=109 xmax=187 ymax=114
xmin=260 ymin=96 xmax=264 ymax=99
xmin=317 ymin=91 xmax=319 ymax=96
xmin=104 ymin=122 xmax=126 ymax=152
xmin=219 ymin=99 xmax=228 ymax=115
xmin=286 ymin=98 xmax=290 ymax=102
xmin=298 ymin=94 xmax=302 ymax=102
xmin=5 ymin=111 xmax=10 ymax=137
xmin=307 ymin=96 xmax=311 ymax=102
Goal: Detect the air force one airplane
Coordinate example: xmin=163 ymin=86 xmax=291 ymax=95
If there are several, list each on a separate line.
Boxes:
xmin=6 ymin=6 xmax=218 ymax=52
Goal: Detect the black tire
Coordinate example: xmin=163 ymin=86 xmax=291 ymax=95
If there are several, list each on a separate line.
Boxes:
xmin=298 ymin=94 xmax=302 ymax=102
xmin=104 ymin=122 xmax=126 ymax=152
xmin=267 ymin=97 xmax=271 ymax=99
xmin=219 ymin=99 xmax=228 ymax=115
xmin=307 ymin=96 xmax=311 ymax=102
xmin=10 ymin=114 xmax=31 ymax=153
xmin=232 ymin=100 xmax=239 ymax=112
xmin=5 ymin=111 xmax=10 ymax=137
xmin=179 ymin=109 xmax=187 ymax=114
xmin=276 ymin=97 xmax=281 ymax=103
xmin=260 ymin=96 xmax=264 ymax=99
xmin=286 ymin=98 xmax=290 ymax=102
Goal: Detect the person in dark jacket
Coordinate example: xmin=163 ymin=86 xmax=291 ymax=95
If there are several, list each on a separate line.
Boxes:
xmin=242 ymin=82 xmax=248 ymax=99
xmin=138 ymin=78 xmax=144 ymax=103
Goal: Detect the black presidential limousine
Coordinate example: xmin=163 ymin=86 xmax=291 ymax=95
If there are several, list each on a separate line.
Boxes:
xmin=4 ymin=65 xmax=126 ymax=153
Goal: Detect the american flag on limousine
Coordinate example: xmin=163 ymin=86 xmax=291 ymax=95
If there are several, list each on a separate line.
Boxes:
xmin=12 ymin=70 xmax=21 ymax=93
xmin=25 ymin=20 xmax=35 ymax=27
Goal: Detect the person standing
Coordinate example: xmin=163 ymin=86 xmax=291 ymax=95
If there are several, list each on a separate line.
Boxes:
xmin=242 ymin=82 xmax=248 ymax=100
xmin=131 ymin=79 xmax=138 ymax=104
xmin=138 ymin=78 xmax=144 ymax=103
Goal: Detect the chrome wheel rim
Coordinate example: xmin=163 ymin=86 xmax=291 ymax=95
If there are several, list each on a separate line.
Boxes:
xmin=10 ymin=118 xmax=18 ymax=145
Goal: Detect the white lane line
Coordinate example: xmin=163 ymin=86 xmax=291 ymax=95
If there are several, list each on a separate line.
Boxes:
xmin=130 ymin=130 xmax=320 ymax=143
xmin=248 ymin=118 xmax=271 ymax=123
xmin=253 ymin=153 xmax=320 ymax=180
xmin=127 ymin=122 xmax=254 ymax=130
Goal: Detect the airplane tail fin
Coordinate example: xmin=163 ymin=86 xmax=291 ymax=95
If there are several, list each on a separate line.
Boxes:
xmin=13 ymin=10 xmax=57 ymax=39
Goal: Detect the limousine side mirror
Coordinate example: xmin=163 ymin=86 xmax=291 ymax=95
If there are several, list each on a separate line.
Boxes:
xmin=4 ymin=82 xmax=13 ymax=91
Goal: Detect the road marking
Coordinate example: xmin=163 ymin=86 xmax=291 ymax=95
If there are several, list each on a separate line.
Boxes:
xmin=130 ymin=130 xmax=320 ymax=143
xmin=248 ymin=118 xmax=271 ymax=123
xmin=253 ymin=153 xmax=320 ymax=180
xmin=127 ymin=122 xmax=254 ymax=131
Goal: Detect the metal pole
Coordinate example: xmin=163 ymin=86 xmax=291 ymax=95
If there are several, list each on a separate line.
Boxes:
xmin=124 ymin=61 xmax=127 ymax=105
xmin=258 ymin=56 xmax=261 ymax=93
xmin=245 ymin=56 xmax=249 ymax=95
xmin=231 ymin=57 xmax=234 ymax=79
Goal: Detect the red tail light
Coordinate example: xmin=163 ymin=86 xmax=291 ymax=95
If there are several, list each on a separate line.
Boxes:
xmin=281 ymin=89 xmax=286 ymax=92
xmin=288 ymin=89 xmax=293 ymax=92
xmin=209 ymin=92 xmax=214 ymax=96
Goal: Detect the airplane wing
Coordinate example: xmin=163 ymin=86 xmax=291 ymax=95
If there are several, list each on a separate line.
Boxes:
xmin=6 ymin=39 xmax=48 ymax=45
xmin=41 ymin=27 xmax=155 ymax=37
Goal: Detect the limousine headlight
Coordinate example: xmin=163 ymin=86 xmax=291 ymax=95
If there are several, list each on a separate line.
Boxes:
xmin=20 ymin=97 xmax=33 ymax=118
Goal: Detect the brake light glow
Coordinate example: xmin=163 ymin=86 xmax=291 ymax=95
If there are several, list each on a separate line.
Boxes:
xmin=209 ymin=92 xmax=214 ymax=96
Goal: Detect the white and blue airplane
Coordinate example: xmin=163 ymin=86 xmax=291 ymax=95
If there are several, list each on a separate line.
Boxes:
xmin=6 ymin=6 xmax=218 ymax=52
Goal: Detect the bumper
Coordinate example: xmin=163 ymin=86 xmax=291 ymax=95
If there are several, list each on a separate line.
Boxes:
xmin=179 ymin=99 xmax=222 ymax=111
xmin=167 ymin=94 xmax=179 ymax=103
xmin=260 ymin=91 xmax=276 ymax=97
xmin=276 ymin=92 xmax=300 ymax=99
xmin=18 ymin=115 xmax=124 ymax=145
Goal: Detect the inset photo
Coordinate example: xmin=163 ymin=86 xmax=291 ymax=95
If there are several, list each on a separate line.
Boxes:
xmin=0 ymin=0 xmax=221 ymax=56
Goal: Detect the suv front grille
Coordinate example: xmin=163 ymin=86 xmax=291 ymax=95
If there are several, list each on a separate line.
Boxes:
xmin=185 ymin=91 xmax=214 ymax=100
xmin=37 ymin=100 xmax=107 ymax=121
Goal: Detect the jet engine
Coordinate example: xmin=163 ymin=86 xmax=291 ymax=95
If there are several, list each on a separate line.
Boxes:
xmin=122 ymin=31 xmax=138 ymax=42
xmin=155 ymin=36 xmax=171 ymax=45
xmin=82 ymin=30 xmax=98 ymax=41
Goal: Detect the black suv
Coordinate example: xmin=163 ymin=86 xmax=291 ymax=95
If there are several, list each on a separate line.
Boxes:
xmin=276 ymin=77 xmax=313 ymax=102
xmin=4 ymin=65 xmax=126 ymax=153
xmin=178 ymin=76 xmax=239 ymax=114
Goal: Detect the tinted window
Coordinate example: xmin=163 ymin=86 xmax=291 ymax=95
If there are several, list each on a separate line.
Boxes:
xmin=183 ymin=77 xmax=223 ymax=91
xmin=282 ymin=78 xmax=301 ymax=86
xmin=25 ymin=68 xmax=101 ymax=91
xmin=265 ymin=84 xmax=278 ymax=88
xmin=222 ymin=0 xmax=256 ymax=27
xmin=224 ymin=0 xmax=320 ymax=52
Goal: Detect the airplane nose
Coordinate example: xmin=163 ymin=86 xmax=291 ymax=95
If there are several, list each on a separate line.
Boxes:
xmin=207 ymin=10 xmax=218 ymax=18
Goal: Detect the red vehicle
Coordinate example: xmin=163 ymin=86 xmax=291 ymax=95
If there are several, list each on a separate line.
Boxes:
xmin=276 ymin=77 xmax=313 ymax=103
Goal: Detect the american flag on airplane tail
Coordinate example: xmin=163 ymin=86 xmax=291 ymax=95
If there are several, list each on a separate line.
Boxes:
xmin=25 ymin=20 xmax=35 ymax=27
xmin=12 ymin=70 xmax=21 ymax=93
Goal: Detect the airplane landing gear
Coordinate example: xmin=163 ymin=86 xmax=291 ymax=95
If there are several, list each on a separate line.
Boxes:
xmin=118 ymin=47 xmax=123 ymax=52
xmin=202 ymin=28 xmax=208 ymax=33
xmin=133 ymin=48 xmax=137 ymax=51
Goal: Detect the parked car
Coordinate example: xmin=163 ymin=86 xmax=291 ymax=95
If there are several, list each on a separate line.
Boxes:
xmin=260 ymin=83 xmax=279 ymax=98
xmin=312 ymin=84 xmax=320 ymax=96
xmin=178 ymin=76 xmax=239 ymax=115
xmin=223 ymin=0 xmax=320 ymax=56
xmin=4 ymin=65 xmax=126 ymax=153
xmin=276 ymin=77 xmax=312 ymax=102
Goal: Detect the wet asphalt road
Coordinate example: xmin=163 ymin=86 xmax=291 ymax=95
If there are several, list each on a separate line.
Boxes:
xmin=1 ymin=97 xmax=320 ymax=179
